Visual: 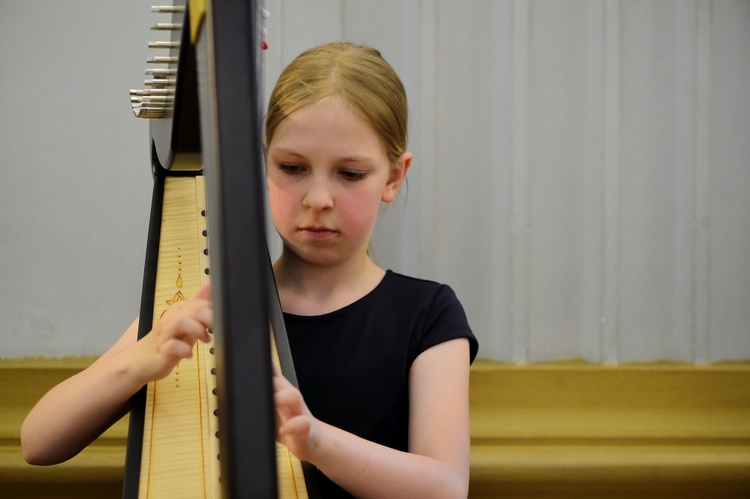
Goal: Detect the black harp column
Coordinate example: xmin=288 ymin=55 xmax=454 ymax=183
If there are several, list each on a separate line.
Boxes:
xmin=196 ymin=0 xmax=277 ymax=498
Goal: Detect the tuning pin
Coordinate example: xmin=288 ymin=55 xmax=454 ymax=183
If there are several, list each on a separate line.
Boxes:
xmin=144 ymin=78 xmax=176 ymax=87
xmin=148 ymin=41 xmax=180 ymax=50
xmin=151 ymin=22 xmax=182 ymax=31
xmin=151 ymin=5 xmax=186 ymax=13
xmin=145 ymin=68 xmax=177 ymax=76
xmin=130 ymin=88 xmax=174 ymax=97
xmin=147 ymin=56 xmax=178 ymax=65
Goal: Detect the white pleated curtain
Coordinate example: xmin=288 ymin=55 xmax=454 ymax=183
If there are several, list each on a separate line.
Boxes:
xmin=264 ymin=0 xmax=750 ymax=364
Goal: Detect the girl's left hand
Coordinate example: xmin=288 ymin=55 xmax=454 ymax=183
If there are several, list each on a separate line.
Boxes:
xmin=272 ymin=363 xmax=323 ymax=462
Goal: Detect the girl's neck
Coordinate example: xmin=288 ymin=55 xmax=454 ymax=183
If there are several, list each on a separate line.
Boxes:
xmin=273 ymin=249 xmax=385 ymax=316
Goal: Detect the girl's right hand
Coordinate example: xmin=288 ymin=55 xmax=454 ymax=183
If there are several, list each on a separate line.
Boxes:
xmin=21 ymin=284 xmax=213 ymax=466
xmin=131 ymin=284 xmax=213 ymax=384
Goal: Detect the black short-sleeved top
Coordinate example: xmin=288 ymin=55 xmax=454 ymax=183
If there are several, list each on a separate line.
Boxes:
xmin=284 ymin=270 xmax=478 ymax=498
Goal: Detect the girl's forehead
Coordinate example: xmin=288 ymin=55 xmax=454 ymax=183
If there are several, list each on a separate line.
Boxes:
xmin=285 ymin=99 xmax=361 ymax=126
xmin=271 ymin=100 xmax=384 ymax=152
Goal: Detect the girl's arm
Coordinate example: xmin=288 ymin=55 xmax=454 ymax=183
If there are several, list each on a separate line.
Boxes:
xmin=21 ymin=285 xmax=213 ymax=465
xmin=274 ymin=337 xmax=471 ymax=499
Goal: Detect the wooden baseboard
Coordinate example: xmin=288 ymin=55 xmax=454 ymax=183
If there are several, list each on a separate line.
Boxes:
xmin=3 ymin=358 xmax=750 ymax=498
xmin=1 ymin=357 xmax=127 ymax=499
xmin=469 ymin=359 xmax=750 ymax=498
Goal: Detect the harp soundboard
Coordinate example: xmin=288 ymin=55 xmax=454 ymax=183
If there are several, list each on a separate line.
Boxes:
xmin=123 ymin=2 xmax=311 ymax=498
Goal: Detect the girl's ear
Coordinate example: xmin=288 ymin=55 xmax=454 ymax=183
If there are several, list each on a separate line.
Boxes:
xmin=382 ymin=152 xmax=412 ymax=203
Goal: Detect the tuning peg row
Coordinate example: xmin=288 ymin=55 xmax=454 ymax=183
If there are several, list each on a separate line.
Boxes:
xmin=131 ymin=5 xmax=183 ymax=119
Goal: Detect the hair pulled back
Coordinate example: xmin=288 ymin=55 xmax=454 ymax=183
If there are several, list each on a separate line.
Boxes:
xmin=265 ymin=42 xmax=408 ymax=164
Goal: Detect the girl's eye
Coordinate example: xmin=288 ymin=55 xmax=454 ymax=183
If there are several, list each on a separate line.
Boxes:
xmin=279 ymin=163 xmax=304 ymax=175
xmin=339 ymin=170 xmax=367 ymax=181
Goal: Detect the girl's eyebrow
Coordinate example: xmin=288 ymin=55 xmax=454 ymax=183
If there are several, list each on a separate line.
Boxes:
xmin=337 ymin=155 xmax=376 ymax=165
xmin=270 ymin=147 xmax=307 ymax=159
xmin=271 ymin=147 xmax=377 ymax=166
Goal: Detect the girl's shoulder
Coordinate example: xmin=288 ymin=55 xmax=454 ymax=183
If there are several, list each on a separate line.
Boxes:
xmin=380 ymin=269 xmax=446 ymax=292
xmin=377 ymin=271 xmax=479 ymax=362
xmin=377 ymin=270 xmax=461 ymax=310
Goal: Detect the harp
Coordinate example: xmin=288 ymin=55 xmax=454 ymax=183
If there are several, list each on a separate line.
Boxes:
xmin=123 ymin=1 xmax=312 ymax=497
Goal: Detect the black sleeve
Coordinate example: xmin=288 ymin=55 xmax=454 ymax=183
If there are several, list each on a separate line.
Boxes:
xmin=410 ymin=284 xmax=479 ymax=365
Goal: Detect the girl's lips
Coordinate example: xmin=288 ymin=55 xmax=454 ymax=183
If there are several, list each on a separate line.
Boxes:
xmin=299 ymin=227 xmax=337 ymax=239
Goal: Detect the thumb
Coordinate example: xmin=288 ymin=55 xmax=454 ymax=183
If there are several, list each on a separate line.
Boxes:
xmin=195 ymin=283 xmax=212 ymax=301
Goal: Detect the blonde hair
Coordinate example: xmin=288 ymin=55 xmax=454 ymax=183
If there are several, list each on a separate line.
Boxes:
xmin=265 ymin=42 xmax=408 ymax=164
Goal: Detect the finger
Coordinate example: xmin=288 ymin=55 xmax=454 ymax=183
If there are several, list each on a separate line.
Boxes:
xmin=278 ymin=415 xmax=311 ymax=437
xmin=274 ymin=386 xmax=302 ymax=407
xmin=172 ymin=316 xmax=211 ymax=342
xmin=161 ymin=337 xmax=194 ymax=361
xmin=194 ymin=283 xmax=212 ymax=301
xmin=192 ymin=305 xmax=214 ymax=333
xmin=272 ymin=362 xmax=282 ymax=376
xmin=273 ymin=371 xmax=295 ymax=392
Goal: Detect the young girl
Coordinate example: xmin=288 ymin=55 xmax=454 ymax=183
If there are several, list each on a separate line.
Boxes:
xmin=22 ymin=42 xmax=478 ymax=499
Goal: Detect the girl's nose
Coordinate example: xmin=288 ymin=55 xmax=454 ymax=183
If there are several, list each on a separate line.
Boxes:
xmin=302 ymin=177 xmax=334 ymax=211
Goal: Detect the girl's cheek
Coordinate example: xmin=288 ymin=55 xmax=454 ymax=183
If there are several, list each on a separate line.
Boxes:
xmin=338 ymin=194 xmax=378 ymax=230
xmin=268 ymin=187 xmax=292 ymax=222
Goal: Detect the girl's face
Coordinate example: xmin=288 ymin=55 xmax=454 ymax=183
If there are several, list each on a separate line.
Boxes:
xmin=266 ymin=99 xmax=410 ymax=268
